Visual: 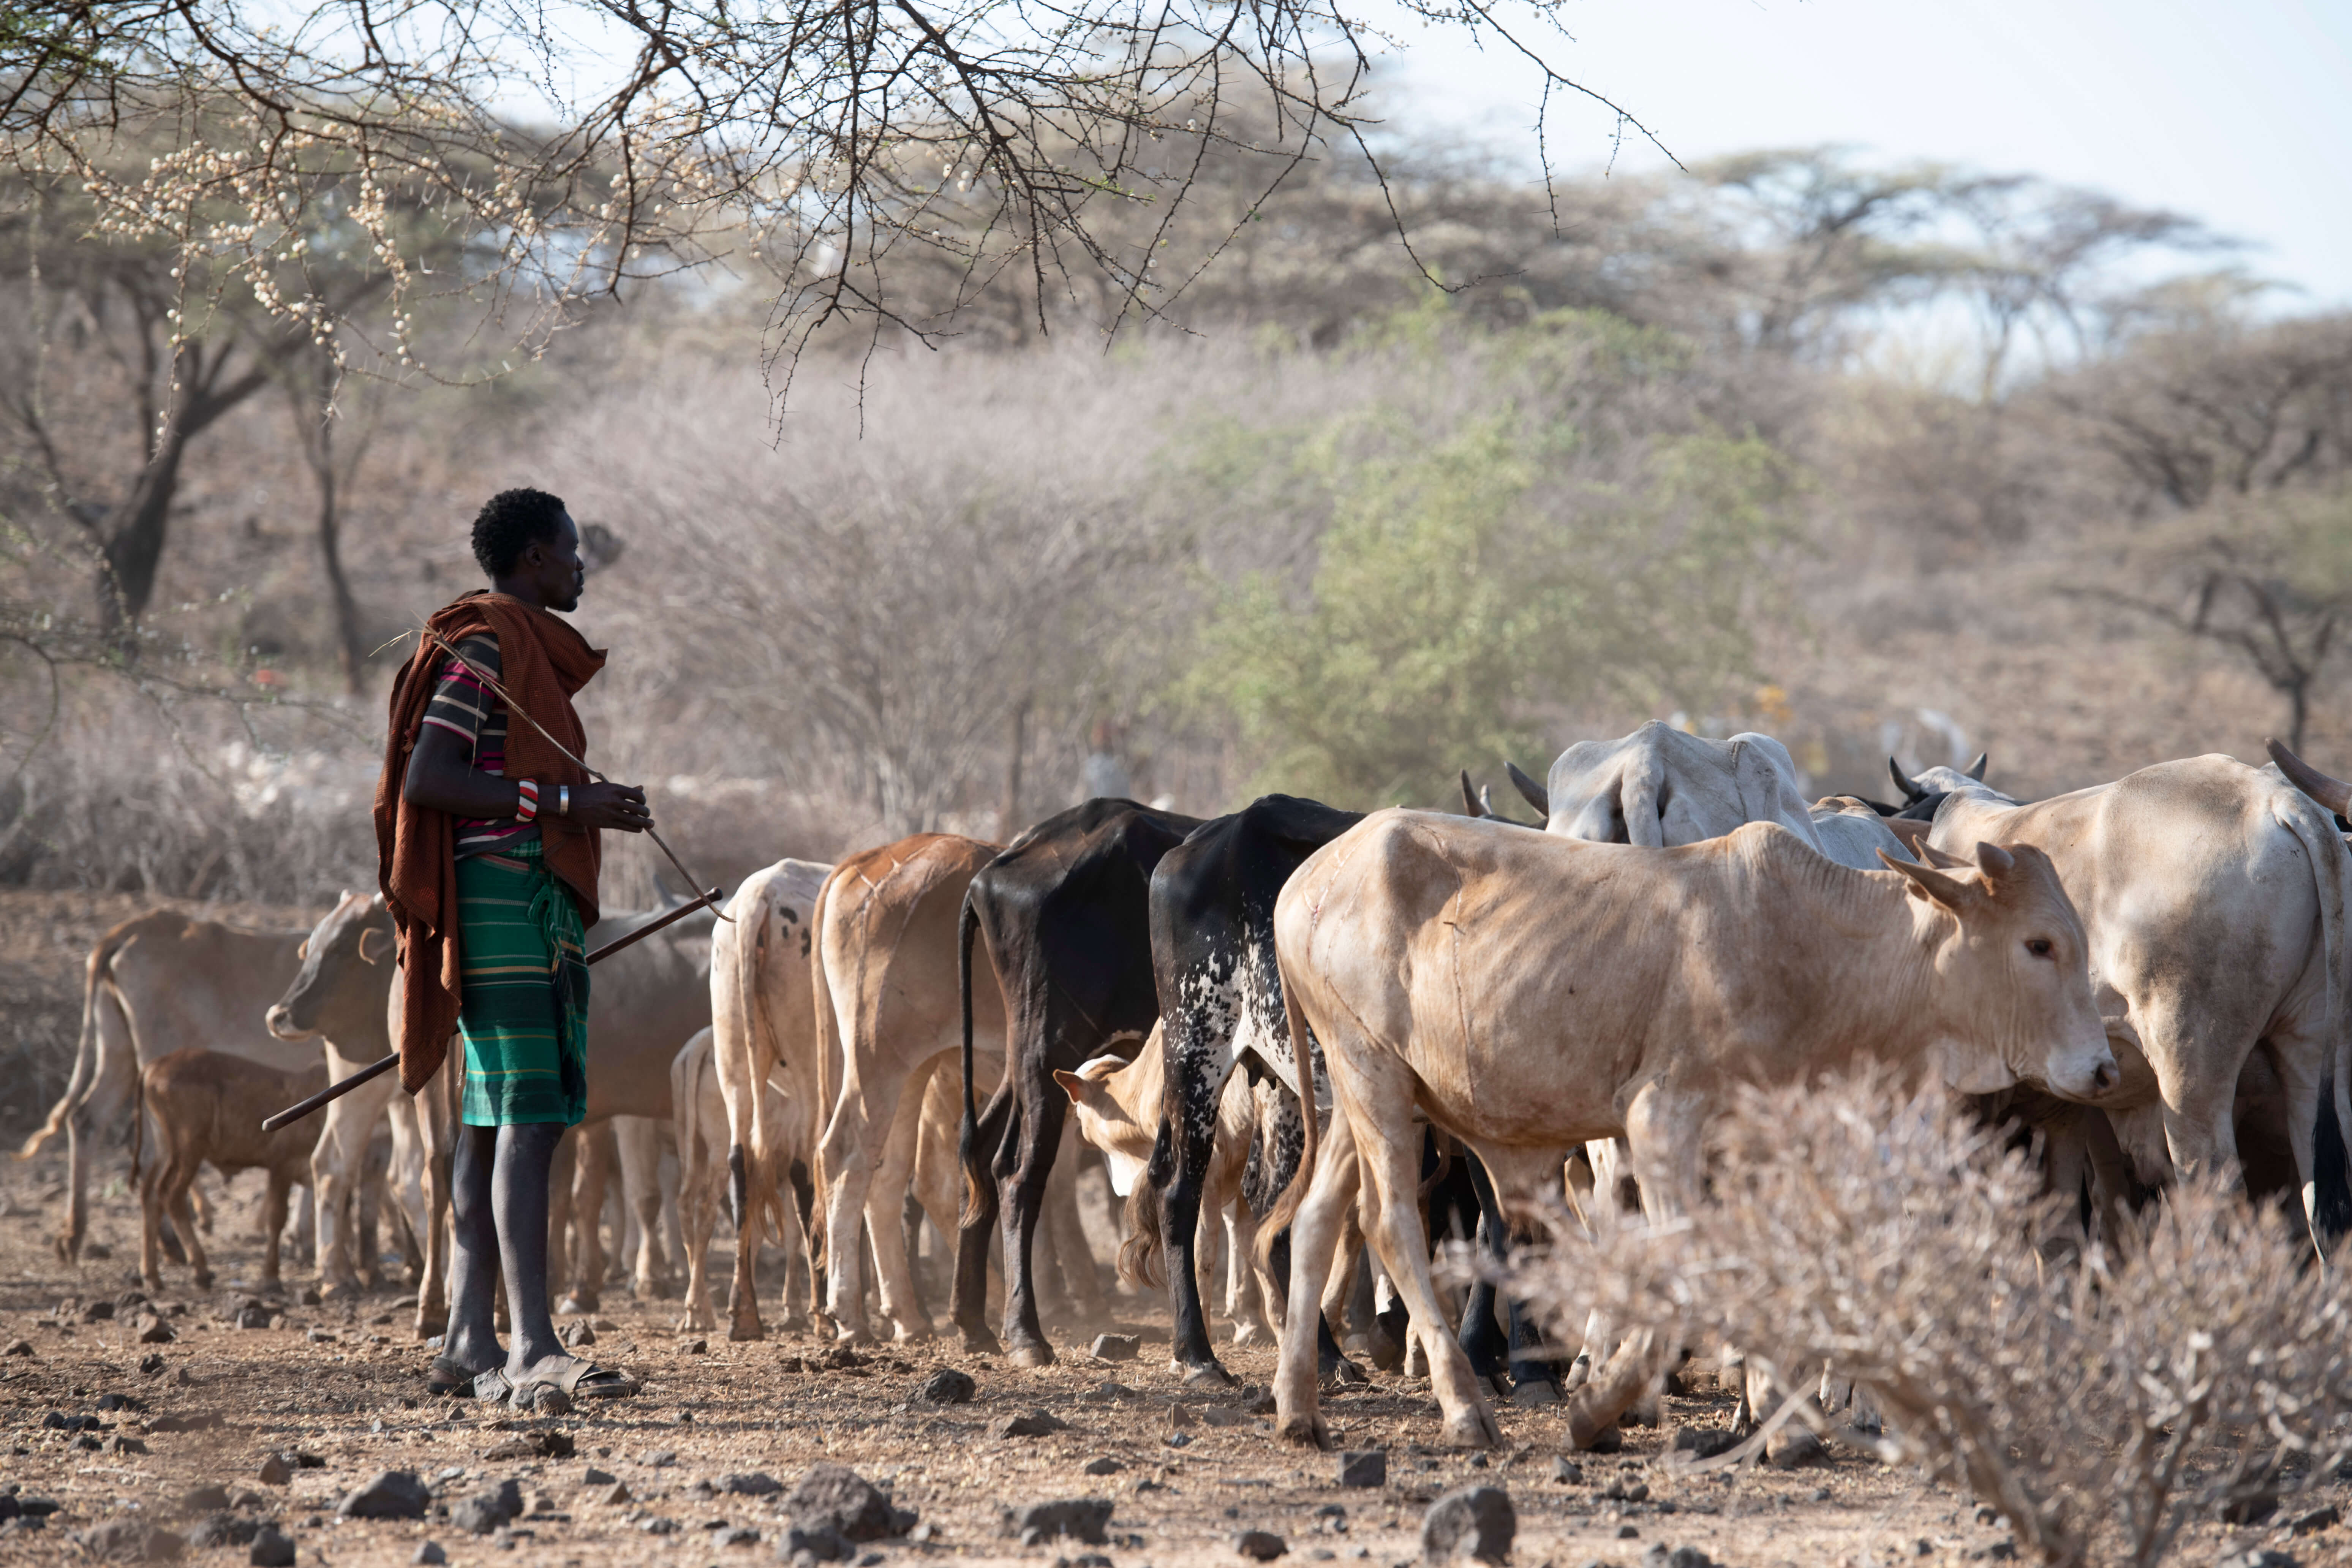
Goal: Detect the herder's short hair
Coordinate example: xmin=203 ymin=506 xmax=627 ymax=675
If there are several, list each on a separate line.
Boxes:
xmin=471 ymin=488 xmax=569 ymax=577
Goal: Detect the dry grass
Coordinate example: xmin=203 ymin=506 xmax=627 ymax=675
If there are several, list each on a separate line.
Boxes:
xmin=1504 ymin=1070 xmax=2352 ymax=1568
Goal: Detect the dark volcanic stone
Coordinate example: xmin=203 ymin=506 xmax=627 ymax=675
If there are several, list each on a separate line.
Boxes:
xmin=724 ymin=1473 xmax=783 ymax=1497
xmin=1338 ymin=1451 xmax=1386 ymax=1489
xmin=182 ymin=1485 xmax=233 ymax=1514
xmin=1002 ymin=1498 xmax=1114 ymax=1548
xmin=1236 ymin=1528 xmax=1288 ymax=1560
xmin=248 ymin=1526 xmax=297 ymax=1567
xmin=785 ymin=1465 xmax=905 ymax=1543
xmin=993 ymin=1408 xmax=1068 ymax=1438
xmin=338 ymin=1470 xmax=431 ymax=1521
xmin=912 ymin=1368 xmax=975 ymax=1405
xmin=187 ymin=1515 xmax=262 ymax=1549
xmin=1421 ymin=1486 xmax=1515 ymax=1565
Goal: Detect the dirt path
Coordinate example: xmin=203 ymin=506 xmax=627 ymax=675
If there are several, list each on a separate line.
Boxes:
xmin=4 ymin=1146 xmax=2344 ymax=1568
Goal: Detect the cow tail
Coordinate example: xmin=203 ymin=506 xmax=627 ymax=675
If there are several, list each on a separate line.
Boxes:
xmin=22 ymin=923 xmax=126 ymax=1159
xmin=956 ymin=890 xmax=986 ymax=1230
xmin=128 ymin=1063 xmax=146 ymax=1184
xmin=804 ymin=872 xmax=842 ymax=1280
xmin=1119 ymin=1119 xmax=1173 ymax=1291
xmin=1256 ymin=953 xmax=1319 ymax=1281
xmin=736 ymin=882 xmax=788 ymax=1246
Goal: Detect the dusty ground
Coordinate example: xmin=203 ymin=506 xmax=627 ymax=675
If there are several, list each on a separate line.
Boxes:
xmin=5 ymin=891 xmax=2352 ymax=1568
xmin=8 ymin=1148 xmax=2352 ymax=1568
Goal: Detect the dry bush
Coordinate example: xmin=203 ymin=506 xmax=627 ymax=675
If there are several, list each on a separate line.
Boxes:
xmin=1503 ymin=1070 xmax=2352 ymax=1568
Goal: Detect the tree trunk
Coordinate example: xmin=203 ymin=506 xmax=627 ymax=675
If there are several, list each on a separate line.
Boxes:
xmin=96 ymin=424 xmax=188 ymax=629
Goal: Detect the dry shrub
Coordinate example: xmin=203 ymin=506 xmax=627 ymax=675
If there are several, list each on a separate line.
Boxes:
xmin=1503 ymin=1070 xmax=2352 ymax=1568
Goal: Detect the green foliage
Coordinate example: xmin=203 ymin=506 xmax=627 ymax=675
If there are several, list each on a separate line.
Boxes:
xmin=1182 ymin=312 xmax=1797 ymax=806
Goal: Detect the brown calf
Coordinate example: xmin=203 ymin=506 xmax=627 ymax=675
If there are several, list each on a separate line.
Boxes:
xmin=135 ymin=1050 xmax=327 ymax=1292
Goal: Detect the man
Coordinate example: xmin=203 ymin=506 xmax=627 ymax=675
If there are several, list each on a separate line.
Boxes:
xmin=375 ymin=487 xmax=649 ymax=1411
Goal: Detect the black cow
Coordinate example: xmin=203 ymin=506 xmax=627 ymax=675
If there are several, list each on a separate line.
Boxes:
xmin=950 ymin=797 xmax=1203 ymax=1366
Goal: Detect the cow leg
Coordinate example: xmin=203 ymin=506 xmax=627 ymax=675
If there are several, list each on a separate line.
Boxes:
xmin=357 ymin=1133 xmax=392 ymax=1288
xmin=784 ymin=1159 xmax=818 ymax=1331
xmin=681 ymin=1121 xmax=721 ymax=1335
xmin=1044 ymin=1121 xmax=1107 ymax=1326
xmin=1461 ymin=1152 xmax=1557 ymax=1404
xmin=721 ymin=1142 xmax=762 ymax=1339
xmin=1159 ymin=1035 xmax=1231 ymax=1380
xmin=311 ymin=1072 xmax=388 ymax=1296
xmin=1359 ymin=1120 xmax=1497 ymax=1450
xmin=138 ymin=1143 xmax=169 ymax=1293
xmin=1273 ymin=1107 xmax=1356 ymax=1449
xmin=863 ymin=1060 xmax=939 ymax=1342
xmin=989 ymin=1061 xmax=1072 ymax=1367
xmin=818 ymin=1066 xmax=914 ymax=1344
xmin=563 ymin=1125 xmax=612 ymax=1313
xmin=166 ymin=1162 xmax=211 ymax=1290
xmin=616 ymin=1118 xmax=669 ymax=1299
xmin=1253 ymin=1087 xmax=1361 ymax=1383
xmin=949 ymin=1071 xmax=1015 ymax=1355
xmin=1455 ymin=1157 xmax=1510 ymax=1379
xmin=262 ymin=1171 xmax=292 ymax=1289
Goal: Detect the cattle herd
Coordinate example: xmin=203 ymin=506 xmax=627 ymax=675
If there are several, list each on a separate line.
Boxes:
xmin=27 ymin=719 xmax=2352 ymax=1465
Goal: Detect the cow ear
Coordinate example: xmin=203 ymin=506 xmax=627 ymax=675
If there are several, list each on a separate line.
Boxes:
xmin=1051 ymin=1069 xmax=1096 ymax=1107
xmin=296 ymin=938 xmax=310 ymax=960
xmin=359 ymin=926 xmax=392 ymax=964
xmin=1879 ymin=850 xmax=1984 ymax=910
xmin=1972 ymin=841 xmax=2015 ymax=878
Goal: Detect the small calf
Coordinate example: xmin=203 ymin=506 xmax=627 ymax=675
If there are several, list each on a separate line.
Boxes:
xmin=135 ymin=1050 xmax=326 ymax=1292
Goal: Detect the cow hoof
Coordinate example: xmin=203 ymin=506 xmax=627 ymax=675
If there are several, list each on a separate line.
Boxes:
xmin=194 ymin=1271 xmax=216 ymax=1290
xmin=1512 ymin=1377 xmax=1560 ymax=1408
xmin=557 ymin=1295 xmax=595 ymax=1316
xmin=1321 ymin=1356 xmax=1370 ymax=1389
xmin=1275 ymin=1414 xmax=1331 ymax=1450
xmin=1561 ymin=1354 xmax=1593 ymax=1394
xmin=1228 ymin=1321 xmax=1272 ymax=1351
xmin=1442 ymin=1404 xmax=1502 ymax=1451
xmin=958 ymin=1326 xmax=1003 ymax=1356
xmin=1006 ymin=1341 xmax=1057 ymax=1370
xmin=888 ymin=1322 xmax=935 ymax=1345
xmin=1181 ymin=1361 xmax=1236 ymax=1388
xmin=727 ymin=1322 xmax=765 ymax=1344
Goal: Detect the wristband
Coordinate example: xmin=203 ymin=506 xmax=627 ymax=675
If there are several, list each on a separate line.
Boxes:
xmin=514 ymin=778 xmax=540 ymax=824
xmin=558 ymin=785 xmax=570 ymax=817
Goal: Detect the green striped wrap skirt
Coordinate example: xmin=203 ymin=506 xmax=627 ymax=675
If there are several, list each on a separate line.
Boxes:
xmin=455 ymin=841 xmax=589 ymax=1127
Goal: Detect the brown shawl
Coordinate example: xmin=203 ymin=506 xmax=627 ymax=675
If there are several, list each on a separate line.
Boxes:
xmin=374 ymin=591 xmax=608 ymax=1093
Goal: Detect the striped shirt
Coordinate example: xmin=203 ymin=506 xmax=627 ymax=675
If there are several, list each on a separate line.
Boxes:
xmin=421 ymin=633 xmax=542 ymax=859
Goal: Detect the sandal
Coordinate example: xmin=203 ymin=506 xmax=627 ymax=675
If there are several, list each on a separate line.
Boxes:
xmin=504 ymin=1353 xmax=640 ymax=1410
xmin=427 ymin=1353 xmax=497 ymax=1396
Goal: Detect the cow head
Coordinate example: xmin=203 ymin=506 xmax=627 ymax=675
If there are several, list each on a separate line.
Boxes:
xmin=1053 ymin=1053 xmax=1154 ymax=1195
xmin=267 ymin=892 xmax=395 ymax=1043
xmin=1878 ymin=841 xmax=2116 ymax=1102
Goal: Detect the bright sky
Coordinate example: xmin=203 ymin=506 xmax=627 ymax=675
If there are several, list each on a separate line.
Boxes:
xmin=1369 ymin=0 xmax=2352 ymax=310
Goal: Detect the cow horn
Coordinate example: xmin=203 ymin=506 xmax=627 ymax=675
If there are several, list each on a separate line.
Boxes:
xmin=1972 ymin=841 xmax=2014 ymax=877
xmin=1879 ymin=850 xmax=1983 ymax=910
xmin=2268 ymin=738 xmax=2352 ymax=817
xmin=1459 ymin=770 xmax=1490 ymax=818
xmin=1505 ymin=760 xmax=1551 ymax=820
xmin=1889 ymin=758 xmax=1927 ymax=802
xmin=1919 ymin=842 xmax=1970 ymax=871
xmin=1965 ymin=751 xmax=1989 ymax=782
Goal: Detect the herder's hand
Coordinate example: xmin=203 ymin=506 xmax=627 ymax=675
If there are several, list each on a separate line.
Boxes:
xmin=572 ymin=781 xmax=653 ymax=833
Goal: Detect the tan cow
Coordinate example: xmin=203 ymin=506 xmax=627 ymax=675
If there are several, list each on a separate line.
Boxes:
xmin=1266 ymin=811 xmax=2115 ymax=1452
xmin=707 ymin=859 xmax=833 ymax=1340
xmin=810 ymin=835 xmax=1011 ymax=1343
xmin=1055 ymin=1023 xmax=1274 ymax=1350
xmin=264 ymin=892 xmax=421 ymax=1295
xmin=1924 ymin=753 xmax=2350 ymax=1230
xmin=25 ymin=911 xmax=318 ymax=1264
xmin=134 ymin=1050 xmax=329 ymax=1291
